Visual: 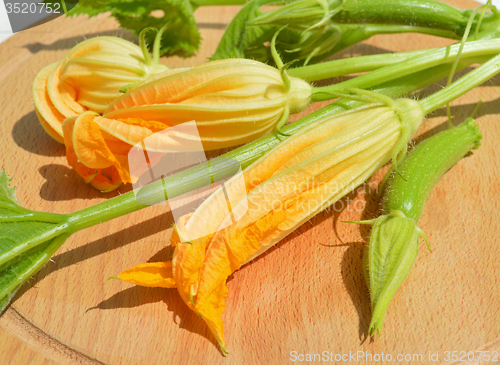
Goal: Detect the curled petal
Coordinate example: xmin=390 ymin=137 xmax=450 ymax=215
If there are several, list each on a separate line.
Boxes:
xmin=32 ymin=62 xmax=66 ymax=143
xmin=62 ymin=113 xmax=131 ymax=191
xmin=119 ymin=262 xmax=177 ymax=289
xmin=33 ymin=36 xmax=169 ymax=142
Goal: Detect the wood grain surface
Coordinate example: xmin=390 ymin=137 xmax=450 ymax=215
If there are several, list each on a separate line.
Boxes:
xmin=1 ymin=1 xmax=500 ymax=364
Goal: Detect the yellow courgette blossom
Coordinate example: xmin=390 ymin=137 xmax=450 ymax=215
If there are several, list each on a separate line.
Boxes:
xmin=59 ymin=59 xmax=312 ymax=191
xmin=118 ymin=97 xmax=425 ymax=352
xmin=32 ymin=36 xmax=169 ymax=143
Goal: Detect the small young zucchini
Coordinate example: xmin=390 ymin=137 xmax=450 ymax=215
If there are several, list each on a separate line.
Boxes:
xmin=359 ymin=119 xmax=482 ymax=336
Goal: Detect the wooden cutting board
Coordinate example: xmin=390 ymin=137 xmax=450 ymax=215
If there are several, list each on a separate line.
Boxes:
xmin=1 ymin=0 xmax=500 ymax=364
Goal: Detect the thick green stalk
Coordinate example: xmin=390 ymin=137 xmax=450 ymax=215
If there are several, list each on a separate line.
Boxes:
xmin=289 ymin=48 xmax=428 ymax=82
xmin=139 ymin=28 xmax=155 ymax=66
xmin=227 ymin=0 xmax=500 ymax=65
xmin=311 ymin=39 xmax=500 ymax=101
xmin=304 ymin=24 xmax=463 ymax=67
xmin=420 ymin=52 xmax=500 ymax=114
xmin=331 ymin=0 xmax=500 ymax=36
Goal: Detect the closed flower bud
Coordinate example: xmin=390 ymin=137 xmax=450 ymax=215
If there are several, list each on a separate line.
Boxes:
xmin=33 ymin=32 xmax=169 ymax=143
xmin=362 ymin=210 xmax=425 ymax=337
xmin=103 ymin=58 xmax=313 ymax=149
xmin=250 ymin=0 xmax=344 ymax=33
xmin=279 ymin=26 xmax=342 ymax=65
xmin=248 ymin=0 xmax=345 ymax=65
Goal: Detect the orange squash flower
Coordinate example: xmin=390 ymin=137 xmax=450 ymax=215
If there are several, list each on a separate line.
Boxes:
xmin=117 ymin=97 xmax=425 ymax=352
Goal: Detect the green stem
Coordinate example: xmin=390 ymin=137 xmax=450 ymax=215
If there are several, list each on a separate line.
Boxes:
xmin=214 ymin=0 xmax=500 ymax=64
xmin=0 ymin=59 xmax=478 ymax=284
xmin=291 ymin=35 xmax=498 ymax=83
xmin=153 ymin=24 xmax=168 ymax=64
xmin=350 ymin=24 xmax=462 ymax=40
xmin=311 ymin=39 xmax=500 ymax=101
xmin=289 ymin=48 xmax=430 ymax=82
xmin=305 ymin=23 xmax=463 ymax=66
xmin=139 ymin=28 xmax=157 ymax=66
xmin=331 ymin=0 xmax=500 ymax=36
xmin=0 ymin=212 xmax=64 ymax=223
xmin=60 ymin=0 xmax=68 ymax=14
xmin=420 ymin=52 xmax=500 ymax=114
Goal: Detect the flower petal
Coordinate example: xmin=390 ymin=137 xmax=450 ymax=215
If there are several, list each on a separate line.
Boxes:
xmin=47 ymin=60 xmax=87 ymax=118
xmin=195 ymin=282 xmax=229 ymax=352
xmin=32 ymin=62 xmax=66 ymax=142
xmin=119 ymin=262 xmax=177 ymax=288
xmin=72 ymin=112 xmax=117 ymax=169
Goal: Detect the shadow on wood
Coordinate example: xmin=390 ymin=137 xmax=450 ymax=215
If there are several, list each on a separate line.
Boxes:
xmin=23 ymin=30 xmax=136 ymax=53
xmin=86 ymin=284 xmax=221 ymax=353
xmin=13 ymin=211 xmax=174 ymax=304
xmin=11 ymin=111 xmax=65 ymax=157
xmin=37 ymin=164 xmax=132 ymax=202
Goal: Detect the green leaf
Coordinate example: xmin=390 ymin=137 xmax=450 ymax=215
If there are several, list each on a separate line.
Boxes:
xmin=0 ymin=170 xmax=18 ymax=204
xmin=50 ymin=0 xmax=201 ymax=57
xmin=112 ymin=0 xmax=201 ymax=57
xmin=211 ymin=0 xmax=280 ymax=60
xmin=0 ymin=285 xmax=20 ymax=315
xmin=0 ymin=235 xmax=68 ymax=313
xmin=44 ymin=0 xmax=92 ymax=14
xmin=0 ymin=171 xmax=70 ymax=314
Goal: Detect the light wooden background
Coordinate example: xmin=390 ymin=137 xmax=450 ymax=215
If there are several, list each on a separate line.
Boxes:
xmin=1 ymin=0 xmax=500 ymax=364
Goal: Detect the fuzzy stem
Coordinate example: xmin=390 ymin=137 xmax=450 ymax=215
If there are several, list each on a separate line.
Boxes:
xmin=420 ymin=52 xmax=500 ymax=114
xmin=153 ymin=24 xmax=169 ymax=64
xmin=139 ymin=28 xmax=157 ymax=66
xmin=60 ymin=0 xmax=68 ymax=13
xmin=311 ymin=39 xmax=500 ymax=102
xmin=288 ymin=48 xmax=427 ymax=82
xmin=305 ymin=23 xmax=464 ymax=66
xmin=331 ymin=0 xmax=500 ymax=36
xmin=445 ymin=4 xmax=483 ymax=126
